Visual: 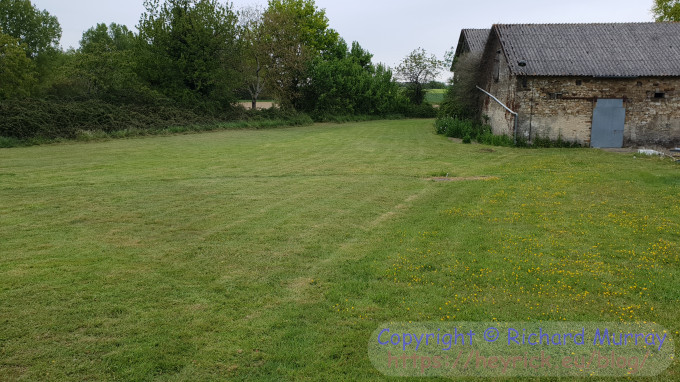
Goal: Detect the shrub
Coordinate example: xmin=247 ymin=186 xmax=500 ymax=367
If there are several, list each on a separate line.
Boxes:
xmin=477 ymin=132 xmax=514 ymax=147
xmin=0 ymin=98 xmax=313 ymax=144
xmin=436 ymin=117 xmax=580 ymax=148
xmin=530 ymin=134 xmax=582 ymax=148
xmin=435 ymin=117 xmax=490 ymax=140
xmin=404 ymin=103 xmax=437 ymax=118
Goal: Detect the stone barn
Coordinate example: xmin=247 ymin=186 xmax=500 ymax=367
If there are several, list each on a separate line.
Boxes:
xmin=458 ymin=23 xmax=680 ymax=147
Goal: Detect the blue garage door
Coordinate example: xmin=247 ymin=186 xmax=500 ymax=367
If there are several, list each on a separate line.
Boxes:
xmin=591 ymin=99 xmax=625 ymax=148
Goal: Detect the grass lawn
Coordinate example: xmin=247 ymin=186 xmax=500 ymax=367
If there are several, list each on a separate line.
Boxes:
xmin=0 ymin=120 xmax=678 ymax=380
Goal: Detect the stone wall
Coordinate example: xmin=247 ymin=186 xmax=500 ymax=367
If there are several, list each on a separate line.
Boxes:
xmin=480 ymin=43 xmax=680 ymax=146
xmin=479 ymin=39 xmax=516 ymax=138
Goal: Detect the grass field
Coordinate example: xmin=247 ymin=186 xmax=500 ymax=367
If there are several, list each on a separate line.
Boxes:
xmin=1 ymin=120 xmax=678 ymax=380
xmin=425 ymin=89 xmax=446 ymax=105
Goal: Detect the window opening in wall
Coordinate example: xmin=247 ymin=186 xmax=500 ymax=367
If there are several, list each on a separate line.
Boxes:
xmin=493 ymin=60 xmax=500 ymax=82
xmin=654 ymin=92 xmax=666 ymax=99
xmin=575 ymin=80 xmax=582 ymax=86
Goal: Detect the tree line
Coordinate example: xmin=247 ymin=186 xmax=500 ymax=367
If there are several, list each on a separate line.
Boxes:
xmin=0 ymin=0 xmax=443 ymax=142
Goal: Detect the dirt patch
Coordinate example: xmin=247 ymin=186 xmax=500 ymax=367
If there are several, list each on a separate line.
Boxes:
xmin=427 ymin=176 xmax=499 ymax=182
xmin=479 ymin=148 xmax=496 ymax=153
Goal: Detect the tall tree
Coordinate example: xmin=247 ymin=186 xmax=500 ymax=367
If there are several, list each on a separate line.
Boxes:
xmin=395 ymin=48 xmax=442 ymax=105
xmin=70 ymin=23 xmax=149 ymax=102
xmin=238 ymin=5 xmax=267 ymax=110
xmin=0 ymin=32 xmax=37 ymax=99
xmin=138 ymin=0 xmax=240 ymax=106
xmin=652 ymin=0 xmax=680 ymax=21
xmin=441 ymin=52 xmax=482 ymax=120
xmin=80 ymin=23 xmax=135 ymax=54
xmin=0 ymin=0 xmax=60 ymax=57
xmin=300 ymin=40 xmax=406 ymax=117
xmin=261 ymin=0 xmax=338 ymax=109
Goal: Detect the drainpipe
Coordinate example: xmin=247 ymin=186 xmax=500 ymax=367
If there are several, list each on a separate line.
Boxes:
xmin=476 ymin=86 xmax=519 ymax=145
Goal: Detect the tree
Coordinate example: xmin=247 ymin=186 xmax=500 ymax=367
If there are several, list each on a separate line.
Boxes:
xmin=0 ymin=0 xmax=61 ymax=57
xmin=138 ymin=0 xmax=240 ymax=107
xmin=441 ymin=52 xmax=482 ymax=120
xmin=300 ymin=40 xmax=406 ymax=118
xmin=261 ymin=0 xmax=339 ymax=109
xmin=80 ymin=23 xmax=135 ymax=54
xmin=66 ymin=23 xmax=152 ymax=102
xmin=652 ymin=0 xmax=680 ymax=21
xmin=395 ymin=48 xmax=442 ymax=105
xmin=0 ymin=32 xmax=37 ymax=99
xmin=238 ymin=5 xmax=267 ymax=110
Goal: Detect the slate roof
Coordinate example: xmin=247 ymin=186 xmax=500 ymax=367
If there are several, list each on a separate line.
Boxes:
xmin=455 ymin=29 xmax=491 ymax=57
xmin=494 ymin=23 xmax=680 ymax=77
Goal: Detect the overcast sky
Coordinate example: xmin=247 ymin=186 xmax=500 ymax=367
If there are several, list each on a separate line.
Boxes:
xmin=32 ymin=0 xmax=654 ymax=81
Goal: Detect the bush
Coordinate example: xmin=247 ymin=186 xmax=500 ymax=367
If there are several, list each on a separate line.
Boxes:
xmin=404 ymin=103 xmax=437 ymax=118
xmin=436 ymin=117 xmax=582 ymax=148
xmin=530 ymin=134 xmax=582 ymax=148
xmin=477 ymin=132 xmax=514 ymax=147
xmin=435 ymin=117 xmax=490 ymax=140
xmin=0 ymin=98 xmax=313 ymax=144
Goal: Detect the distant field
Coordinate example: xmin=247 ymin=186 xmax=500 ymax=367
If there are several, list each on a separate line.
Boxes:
xmin=425 ymin=88 xmax=446 ymax=105
xmin=238 ymin=100 xmax=276 ymax=110
xmin=0 ymin=120 xmax=678 ymax=380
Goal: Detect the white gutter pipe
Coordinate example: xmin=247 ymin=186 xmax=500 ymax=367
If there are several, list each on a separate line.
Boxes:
xmin=476 ymin=86 xmax=519 ymax=145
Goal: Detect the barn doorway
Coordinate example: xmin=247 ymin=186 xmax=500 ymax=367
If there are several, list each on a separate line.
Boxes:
xmin=591 ymin=99 xmax=625 ymax=148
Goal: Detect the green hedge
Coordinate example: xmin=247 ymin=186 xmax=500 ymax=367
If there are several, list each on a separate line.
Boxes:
xmin=0 ymin=99 xmax=311 ymax=141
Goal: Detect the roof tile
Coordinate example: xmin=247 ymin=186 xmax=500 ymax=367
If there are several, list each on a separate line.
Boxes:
xmin=495 ymin=23 xmax=680 ymax=77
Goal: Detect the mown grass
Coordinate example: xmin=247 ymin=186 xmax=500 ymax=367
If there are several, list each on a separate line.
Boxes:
xmin=0 ymin=120 xmax=678 ymax=381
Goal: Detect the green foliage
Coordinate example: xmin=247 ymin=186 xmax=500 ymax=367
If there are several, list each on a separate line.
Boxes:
xmin=265 ymin=0 xmax=338 ymax=54
xmin=80 ymin=23 xmax=135 ymax=54
xmin=43 ymin=24 xmax=154 ymax=103
xmin=435 ymin=117 xmax=488 ymax=139
xmin=0 ymin=32 xmax=37 ymax=99
xmin=349 ymin=41 xmax=373 ymax=69
xmin=440 ymin=52 xmax=482 ymax=120
xmin=300 ymin=40 xmax=407 ymax=119
xmin=261 ymin=0 xmax=339 ymax=109
xmin=0 ymin=0 xmax=60 ymax=95
xmin=138 ymin=0 xmax=240 ymax=107
xmin=0 ymin=0 xmax=414 ymax=139
xmin=524 ymin=135 xmax=582 ymax=148
xmin=0 ymin=98 xmax=312 ymax=142
xmin=435 ymin=117 xmax=581 ymax=148
xmin=477 ymin=131 xmax=515 ymax=147
xmin=403 ymin=103 xmax=437 ymax=118
xmin=0 ymin=99 xmax=213 ymax=139
xmin=395 ymin=47 xmax=443 ymax=105
xmin=0 ymin=0 xmax=61 ymax=57
xmin=237 ymin=5 xmax=268 ymax=109
xmin=652 ymin=0 xmax=680 ymax=21
xmin=38 ymin=46 xmax=156 ymax=105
